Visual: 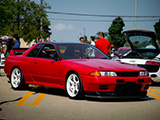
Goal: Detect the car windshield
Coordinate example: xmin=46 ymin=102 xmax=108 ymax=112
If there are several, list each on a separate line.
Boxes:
xmin=129 ymin=35 xmax=156 ymax=50
xmin=56 ymin=43 xmax=108 ymax=59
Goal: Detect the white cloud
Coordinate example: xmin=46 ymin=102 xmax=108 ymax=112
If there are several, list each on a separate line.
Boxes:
xmin=53 ymin=23 xmax=74 ymax=31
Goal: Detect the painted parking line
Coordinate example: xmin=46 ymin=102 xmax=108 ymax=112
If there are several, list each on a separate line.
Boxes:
xmin=148 ymin=88 xmax=160 ymax=101
xmin=149 ymin=88 xmax=160 ymax=94
xmin=0 ymin=84 xmax=10 ymax=86
xmin=16 ymin=86 xmax=45 ymax=106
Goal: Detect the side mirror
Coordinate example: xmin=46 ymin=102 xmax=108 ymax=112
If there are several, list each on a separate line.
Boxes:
xmin=49 ymin=53 xmax=60 ymax=61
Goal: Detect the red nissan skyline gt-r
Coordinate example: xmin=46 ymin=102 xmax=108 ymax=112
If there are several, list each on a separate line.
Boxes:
xmin=4 ymin=42 xmax=151 ymax=99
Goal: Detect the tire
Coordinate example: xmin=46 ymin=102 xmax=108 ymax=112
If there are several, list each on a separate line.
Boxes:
xmin=66 ymin=72 xmax=84 ymax=99
xmin=10 ymin=67 xmax=28 ymax=90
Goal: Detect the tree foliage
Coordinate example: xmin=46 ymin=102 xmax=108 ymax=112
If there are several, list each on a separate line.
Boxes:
xmin=0 ymin=0 xmax=51 ymax=43
xmin=108 ymin=17 xmax=125 ymax=48
xmin=154 ymin=19 xmax=160 ymax=43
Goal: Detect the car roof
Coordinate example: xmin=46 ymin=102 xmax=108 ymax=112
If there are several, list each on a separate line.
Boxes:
xmin=38 ymin=42 xmax=88 ymax=45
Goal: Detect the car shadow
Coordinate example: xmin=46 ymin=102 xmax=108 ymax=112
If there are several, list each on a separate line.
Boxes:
xmin=151 ymin=82 xmax=160 ymax=86
xmin=28 ymin=85 xmax=68 ymax=98
xmin=85 ymin=96 xmax=155 ymax=102
xmin=25 ymin=85 xmax=155 ymax=102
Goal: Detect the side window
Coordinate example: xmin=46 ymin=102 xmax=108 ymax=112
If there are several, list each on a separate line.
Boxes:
xmin=26 ymin=44 xmax=43 ymax=57
xmin=37 ymin=44 xmax=58 ymax=59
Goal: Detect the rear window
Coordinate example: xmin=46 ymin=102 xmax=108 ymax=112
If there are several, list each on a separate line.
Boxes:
xmin=129 ymin=35 xmax=156 ymax=50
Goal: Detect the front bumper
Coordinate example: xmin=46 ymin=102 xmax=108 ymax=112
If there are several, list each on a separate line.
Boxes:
xmin=81 ymin=75 xmax=151 ymax=98
xmin=85 ymin=91 xmax=147 ymax=99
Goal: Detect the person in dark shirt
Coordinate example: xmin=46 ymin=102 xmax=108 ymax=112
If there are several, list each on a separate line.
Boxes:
xmin=4 ymin=38 xmax=14 ymax=58
xmin=79 ymin=37 xmax=84 ymax=43
xmin=13 ymin=34 xmax=20 ymax=48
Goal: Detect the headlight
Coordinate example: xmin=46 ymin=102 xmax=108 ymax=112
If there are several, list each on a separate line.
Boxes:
xmin=139 ymin=71 xmax=148 ymax=76
xmin=90 ymin=71 xmax=117 ymax=77
xmin=100 ymin=71 xmax=117 ymax=76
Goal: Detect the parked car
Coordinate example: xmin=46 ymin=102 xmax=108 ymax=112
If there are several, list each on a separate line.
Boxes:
xmin=0 ymin=53 xmax=5 ymax=69
xmin=4 ymin=42 xmax=151 ymax=99
xmin=113 ymin=47 xmax=131 ymax=59
xmin=116 ymin=29 xmax=160 ymax=82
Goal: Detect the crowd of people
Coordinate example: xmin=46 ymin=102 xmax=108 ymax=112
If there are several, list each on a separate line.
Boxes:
xmin=79 ymin=32 xmax=111 ymax=56
xmin=2 ymin=34 xmax=20 ymax=58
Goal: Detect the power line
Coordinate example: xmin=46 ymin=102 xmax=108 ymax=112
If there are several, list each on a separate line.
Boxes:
xmin=47 ymin=11 xmax=160 ymax=18
xmin=48 ymin=18 xmax=159 ymax=22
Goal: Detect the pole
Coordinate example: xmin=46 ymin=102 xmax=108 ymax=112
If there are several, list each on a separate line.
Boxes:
xmin=40 ymin=0 xmax=43 ymax=41
xmin=18 ymin=0 xmax=20 ymax=31
xmin=135 ymin=0 xmax=137 ymax=29
xmin=83 ymin=28 xmax=85 ymax=37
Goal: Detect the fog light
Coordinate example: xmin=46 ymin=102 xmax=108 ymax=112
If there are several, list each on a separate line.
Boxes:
xmin=138 ymin=79 xmax=144 ymax=83
xmin=116 ymin=79 xmax=125 ymax=82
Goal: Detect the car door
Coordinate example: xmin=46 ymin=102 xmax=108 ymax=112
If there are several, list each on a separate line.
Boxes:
xmin=31 ymin=44 xmax=61 ymax=87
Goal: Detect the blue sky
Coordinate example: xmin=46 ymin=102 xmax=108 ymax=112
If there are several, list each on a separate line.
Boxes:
xmin=35 ymin=0 xmax=160 ymax=42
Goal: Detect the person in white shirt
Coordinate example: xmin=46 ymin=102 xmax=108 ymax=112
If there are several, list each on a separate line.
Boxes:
xmin=90 ymin=36 xmax=95 ymax=46
xmin=146 ymin=40 xmax=156 ymax=49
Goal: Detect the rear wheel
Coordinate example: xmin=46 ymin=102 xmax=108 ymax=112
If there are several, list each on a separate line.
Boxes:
xmin=66 ymin=73 xmax=84 ymax=99
xmin=11 ymin=68 xmax=28 ymax=90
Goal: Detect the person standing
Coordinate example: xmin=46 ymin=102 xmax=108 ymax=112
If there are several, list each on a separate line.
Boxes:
xmin=38 ymin=37 xmax=42 ymax=43
xmin=79 ymin=37 xmax=84 ymax=43
xmin=4 ymin=38 xmax=14 ymax=58
xmin=90 ymin=36 xmax=95 ymax=46
xmin=13 ymin=34 xmax=20 ymax=48
xmin=0 ymin=39 xmax=3 ymax=76
xmin=95 ymin=32 xmax=111 ymax=55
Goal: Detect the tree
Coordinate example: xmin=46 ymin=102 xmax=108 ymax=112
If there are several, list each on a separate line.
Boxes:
xmin=0 ymin=0 xmax=51 ymax=43
xmin=154 ymin=19 xmax=160 ymax=43
xmin=84 ymin=35 xmax=89 ymax=43
xmin=108 ymin=17 xmax=125 ymax=48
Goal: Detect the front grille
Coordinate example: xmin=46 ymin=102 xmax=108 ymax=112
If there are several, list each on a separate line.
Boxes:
xmin=116 ymin=72 xmax=139 ymax=77
xmin=115 ymin=82 xmax=142 ymax=92
xmin=138 ymin=65 xmax=159 ymax=72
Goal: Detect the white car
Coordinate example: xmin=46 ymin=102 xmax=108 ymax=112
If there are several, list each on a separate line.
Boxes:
xmin=115 ymin=29 xmax=160 ymax=82
xmin=0 ymin=53 xmax=5 ymax=69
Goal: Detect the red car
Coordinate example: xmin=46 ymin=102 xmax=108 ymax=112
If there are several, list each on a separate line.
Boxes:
xmin=4 ymin=43 xmax=151 ymax=99
xmin=118 ymin=47 xmax=131 ymax=56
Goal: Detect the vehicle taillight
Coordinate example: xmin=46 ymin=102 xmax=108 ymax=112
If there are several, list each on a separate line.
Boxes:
xmin=145 ymin=61 xmax=159 ymax=66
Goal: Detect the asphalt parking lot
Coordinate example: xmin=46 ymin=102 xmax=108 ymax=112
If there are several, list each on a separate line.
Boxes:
xmin=0 ymin=70 xmax=160 ymax=120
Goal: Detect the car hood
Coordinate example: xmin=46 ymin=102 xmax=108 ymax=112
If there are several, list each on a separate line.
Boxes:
xmin=65 ymin=59 xmax=145 ymax=71
xmin=123 ymin=29 xmax=160 ymax=58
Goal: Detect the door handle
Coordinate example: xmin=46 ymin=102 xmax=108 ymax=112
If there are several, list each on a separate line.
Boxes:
xmin=34 ymin=62 xmax=37 ymax=64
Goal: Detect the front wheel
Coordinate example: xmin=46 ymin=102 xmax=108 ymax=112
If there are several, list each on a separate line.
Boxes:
xmin=66 ymin=73 xmax=84 ymax=99
xmin=10 ymin=67 xmax=28 ymax=90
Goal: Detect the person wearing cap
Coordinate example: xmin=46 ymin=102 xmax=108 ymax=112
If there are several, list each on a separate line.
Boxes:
xmin=13 ymin=34 xmax=20 ymax=48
